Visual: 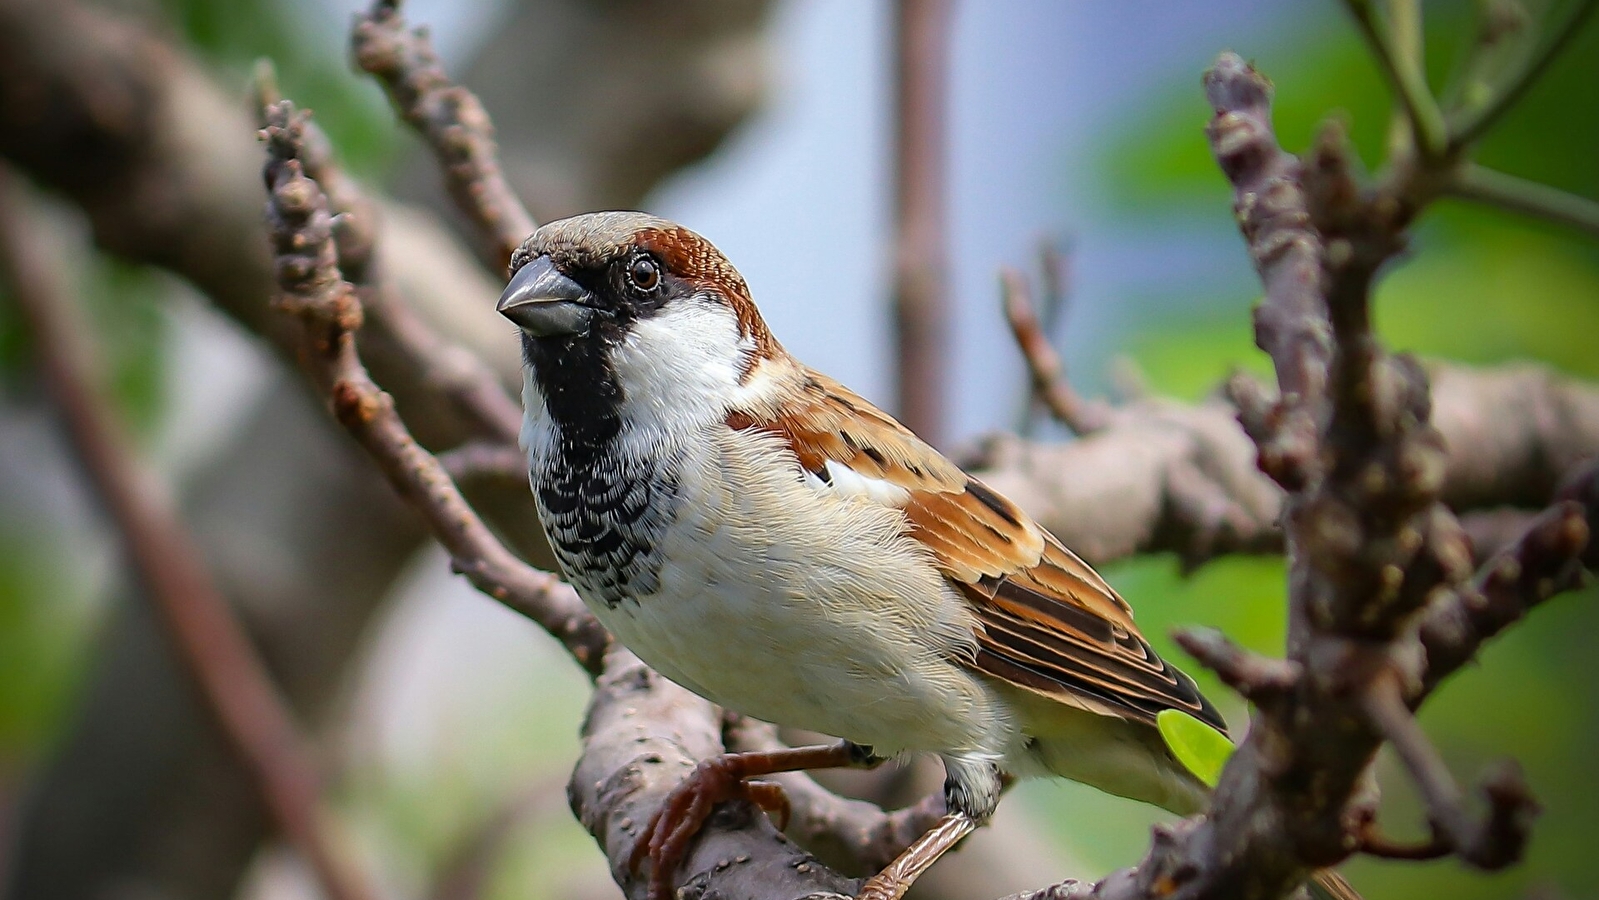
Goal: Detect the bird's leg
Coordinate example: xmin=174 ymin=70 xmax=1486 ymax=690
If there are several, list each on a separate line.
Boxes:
xmin=630 ymin=739 xmax=882 ymax=900
xmin=854 ymin=812 xmax=976 ymax=900
xmin=854 ymin=754 xmax=997 ymax=900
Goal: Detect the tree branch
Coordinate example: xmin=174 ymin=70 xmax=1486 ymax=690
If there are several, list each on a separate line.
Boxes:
xmin=1007 ymin=50 xmax=1593 ymax=900
xmin=1342 ymin=0 xmax=1448 ymax=160
xmin=966 ymin=363 xmax=1599 ymax=571
xmin=1444 ymin=163 xmax=1599 ymax=238
xmin=0 ymin=170 xmax=380 ymax=900
xmin=1448 ymin=0 xmax=1599 ymax=151
xmin=1360 ymin=670 xmax=1538 ymax=868
xmin=351 ymin=0 xmax=537 ymax=272
xmin=999 ymin=265 xmax=1110 ymax=436
xmin=890 ymin=0 xmax=953 ymax=445
xmin=260 ymin=104 xmax=608 ymax=674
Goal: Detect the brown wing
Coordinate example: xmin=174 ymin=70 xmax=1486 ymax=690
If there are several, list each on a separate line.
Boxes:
xmin=733 ymin=367 xmax=1227 ymax=734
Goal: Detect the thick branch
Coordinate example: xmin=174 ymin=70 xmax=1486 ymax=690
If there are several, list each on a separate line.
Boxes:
xmin=0 ymin=171 xmax=379 ymax=900
xmin=570 ymin=651 xmax=856 ymax=900
xmin=967 ymin=364 xmax=1599 ymax=570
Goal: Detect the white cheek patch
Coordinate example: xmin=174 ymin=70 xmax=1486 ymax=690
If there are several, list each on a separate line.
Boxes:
xmin=818 ymin=459 xmax=912 ymax=506
xmin=608 ymin=298 xmax=749 ymax=430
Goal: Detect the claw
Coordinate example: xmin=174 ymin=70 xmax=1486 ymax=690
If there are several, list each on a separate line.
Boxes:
xmin=627 ymin=755 xmax=764 ymax=900
xmin=625 ymin=742 xmax=858 ymax=900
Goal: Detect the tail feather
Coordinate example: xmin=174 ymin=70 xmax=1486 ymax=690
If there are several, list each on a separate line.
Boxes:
xmin=1310 ymin=870 xmax=1363 ymax=900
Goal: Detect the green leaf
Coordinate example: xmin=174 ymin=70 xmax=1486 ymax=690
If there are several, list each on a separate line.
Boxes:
xmin=1157 ymin=708 xmax=1235 ymax=788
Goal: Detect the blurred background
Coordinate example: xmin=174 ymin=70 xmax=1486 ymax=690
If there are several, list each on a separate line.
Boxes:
xmin=1 ymin=1 xmax=1596 ymax=899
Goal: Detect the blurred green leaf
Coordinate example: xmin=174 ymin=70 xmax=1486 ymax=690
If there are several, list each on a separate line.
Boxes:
xmin=158 ymin=0 xmax=398 ymax=175
xmin=1158 ymin=709 xmax=1234 ymax=788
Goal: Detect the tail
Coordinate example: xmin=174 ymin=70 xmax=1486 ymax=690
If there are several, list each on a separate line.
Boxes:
xmin=1310 ymin=870 xmax=1363 ymax=900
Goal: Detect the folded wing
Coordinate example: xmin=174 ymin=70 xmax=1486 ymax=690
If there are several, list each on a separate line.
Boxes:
xmin=731 ymin=367 xmax=1227 ymax=734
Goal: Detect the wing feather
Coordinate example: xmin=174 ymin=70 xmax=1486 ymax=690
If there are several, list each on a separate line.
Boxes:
xmin=728 ymin=367 xmax=1227 ymax=735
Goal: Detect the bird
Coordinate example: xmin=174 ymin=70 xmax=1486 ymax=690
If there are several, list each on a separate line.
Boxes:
xmin=498 ymin=211 xmax=1359 ymax=900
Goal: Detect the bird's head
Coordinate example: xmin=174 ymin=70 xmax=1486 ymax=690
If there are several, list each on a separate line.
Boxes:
xmin=500 ymin=212 xmax=786 ymax=427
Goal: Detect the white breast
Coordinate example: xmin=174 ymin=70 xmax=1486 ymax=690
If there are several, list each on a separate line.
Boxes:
xmin=520 ymin=297 xmax=1016 ymax=760
xmin=592 ymin=424 xmax=1013 ymax=759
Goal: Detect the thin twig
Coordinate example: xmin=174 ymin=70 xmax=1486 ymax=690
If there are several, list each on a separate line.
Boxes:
xmin=1356 ymin=825 xmax=1452 ymax=861
xmin=1449 ymin=0 xmax=1599 ymax=151
xmin=1444 ymin=163 xmax=1599 ymax=238
xmin=890 ymin=0 xmax=953 ymax=446
xmin=1360 ymin=670 xmax=1539 ymax=868
xmin=1343 ymin=0 xmax=1449 ymax=160
xmin=1170 ymin=627 xmax=1301 ymax=705
xmin=0 ymin=170 xmax=381 ymax=900
xmin=260 ymin=103 xmax=609 ymax=676
xmin=999 ymin=267 xmax=1109 ymax=435
xmin=437 ymin=441 xmax=527 ymax=484
xmin=351 ymin=0 xmax=537 ymax=271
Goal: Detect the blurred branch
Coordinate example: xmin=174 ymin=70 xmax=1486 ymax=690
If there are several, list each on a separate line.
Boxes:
xmin=427 ymin=776 xmax=567 ymax=900
xmin=999 ymin=261 xmax=1110 ymax=436
xmin=351 ymin=0 xmax=537 ymax=272
xmin=261 ymin=103 xmax=608 ymax=675
xmin=1362 ymin=670 xmax=1538 ymax=868
xmin=1344 ymin=0 xmax=1449 ymax=160
xmin=0 ymin=171 xmax=380 ymax=900
xmin=1448 ymin=0 xmax=1599 ymax=151
xmin=1444 ymin=163 xmax=1599 ymax=238
xmin=970 ymin=363 xmax=1599 ymax=574
xmin=437 ymin=441 xmax=527 ymax=484
xmin=890 ymin=0 xmax=953 ymax=445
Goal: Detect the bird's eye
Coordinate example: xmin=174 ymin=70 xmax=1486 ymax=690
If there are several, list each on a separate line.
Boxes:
xmin=627 ymin=255 xmax=661 ymax=292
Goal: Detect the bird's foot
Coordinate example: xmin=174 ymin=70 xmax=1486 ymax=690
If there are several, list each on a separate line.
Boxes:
xmin=628 ymin=753 xmax=792 ymax=900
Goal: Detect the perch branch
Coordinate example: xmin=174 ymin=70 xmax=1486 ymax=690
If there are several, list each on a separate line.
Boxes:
xmin=0 ymin=170 xmax=380 ymax=900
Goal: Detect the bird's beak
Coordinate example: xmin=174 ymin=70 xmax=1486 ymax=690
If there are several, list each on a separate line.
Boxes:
xmin=497 ymin=255 xmax=595 ymax=337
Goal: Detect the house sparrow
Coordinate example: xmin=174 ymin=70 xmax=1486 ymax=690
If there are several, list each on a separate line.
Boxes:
xmin=499 ymin=212 xmax=1358 ymax=900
